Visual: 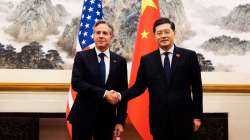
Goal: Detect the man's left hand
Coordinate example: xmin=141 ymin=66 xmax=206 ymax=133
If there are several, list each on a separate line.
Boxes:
xmin=113 ymin=124 xmax=124 ymax=137
xmin=193 ymin=118 xmax=201 ymax=132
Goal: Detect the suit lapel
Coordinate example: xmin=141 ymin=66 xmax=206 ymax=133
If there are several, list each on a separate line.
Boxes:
xmin=106 ymin=52 xmax=117 ymax=86
xmin=86 ymin=49 xmax=99 ymax=81
xmin=152 ymin=48 xmax=182 ymax=88
xmin=153 ymin=49 xmax=174 ymax=88
xmin=154 ymin=50 xmax=166 ymax=76
xmin=170 ymin=47 xmax=181 ymax=81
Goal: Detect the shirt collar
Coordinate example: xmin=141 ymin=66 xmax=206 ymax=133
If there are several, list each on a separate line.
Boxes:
xmin=159 ymin=45 xmax=174 ymax=55
xmin=95 ymin=47 xmax=110 ymax=58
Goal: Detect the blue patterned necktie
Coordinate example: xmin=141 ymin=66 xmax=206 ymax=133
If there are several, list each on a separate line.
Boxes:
xmin=164 ymin=52 xmax=171 ymax=83
xmin=99 ymin=53 xmax=106 ymax=88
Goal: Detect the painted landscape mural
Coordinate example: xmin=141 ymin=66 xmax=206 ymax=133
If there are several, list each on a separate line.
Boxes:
xmin=0 ymin=0 xmax=249 ymax=72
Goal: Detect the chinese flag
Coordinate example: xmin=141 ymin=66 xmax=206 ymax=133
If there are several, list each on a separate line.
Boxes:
xmin=128 ymin=0 xmax=160 ymax=140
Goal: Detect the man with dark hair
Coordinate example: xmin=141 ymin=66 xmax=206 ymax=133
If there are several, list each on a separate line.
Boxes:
xmin=68 ymin=20 xmax=128 ymax=140
xmin=115 ymin=17 xmax=203 ymax=140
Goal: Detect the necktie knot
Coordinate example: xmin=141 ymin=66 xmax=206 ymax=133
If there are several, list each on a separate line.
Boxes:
xmin=99 ymin=53 xmax=105 ymax=60
xmin=164 ymin=52 xmax=170 ymax=56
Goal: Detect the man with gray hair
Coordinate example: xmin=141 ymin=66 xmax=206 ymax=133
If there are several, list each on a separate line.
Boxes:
xmin=68 ymin=20 xmax=128 ymax=140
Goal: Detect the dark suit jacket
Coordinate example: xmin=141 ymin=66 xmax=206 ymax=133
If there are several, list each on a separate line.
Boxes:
xmin=122 ymin=46 xmax=203 ymax=136
xmin=68 ymin=48 xmax=128 ymax=130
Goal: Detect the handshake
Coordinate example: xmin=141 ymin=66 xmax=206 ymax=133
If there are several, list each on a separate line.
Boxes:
xmin=104 ymin=90 xmax=121 ymax=105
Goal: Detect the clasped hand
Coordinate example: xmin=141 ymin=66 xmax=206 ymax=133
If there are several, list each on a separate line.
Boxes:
xmin=104 ymin=90 xmax=121 ymax=105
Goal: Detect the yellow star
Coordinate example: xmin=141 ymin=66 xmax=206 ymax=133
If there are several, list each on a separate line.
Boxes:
xmin=141 ymin=30 xmax=149 ymax=39
xmin=141 ymin=0 xmax=157 ymax=15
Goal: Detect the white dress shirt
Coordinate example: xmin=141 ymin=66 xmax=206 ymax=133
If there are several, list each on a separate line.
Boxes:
xmin=159 ymin=45 xmax=174 ymax=68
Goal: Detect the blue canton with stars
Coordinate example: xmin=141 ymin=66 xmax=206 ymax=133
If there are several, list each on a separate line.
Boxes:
xmin=78 ymin=0 xmax=104 ymax=49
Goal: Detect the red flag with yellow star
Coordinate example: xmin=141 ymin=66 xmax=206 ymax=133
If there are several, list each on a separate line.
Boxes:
xmin=128 ymin=0 xmax=160 ymax=139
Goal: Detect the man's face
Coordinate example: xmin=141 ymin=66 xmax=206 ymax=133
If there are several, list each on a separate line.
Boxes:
xmin=154 ymin=23 xmax=175 ymax=50
xmin=93 ymin=23 xmax=112 ymax=51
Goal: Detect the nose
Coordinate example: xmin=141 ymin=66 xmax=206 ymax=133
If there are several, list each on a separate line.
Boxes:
xmin=160 ymin=34 xmax=168 ymax=39
xmin=161 ymin=32 xmax=168 ymax=37
xmin=99 ymin=33 xmax=104 ymax=37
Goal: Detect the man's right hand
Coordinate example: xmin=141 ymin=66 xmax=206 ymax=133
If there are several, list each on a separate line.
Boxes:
xmin=104 ymin=90 xmax=121 ymax=105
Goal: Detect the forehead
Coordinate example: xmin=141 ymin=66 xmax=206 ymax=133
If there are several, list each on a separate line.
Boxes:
xmin=155 ymin=23 xmax=172 ymax=31
xmin=94 ymin=23 xmax=111 ymax=32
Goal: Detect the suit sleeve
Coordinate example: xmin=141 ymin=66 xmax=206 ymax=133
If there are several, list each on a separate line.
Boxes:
xmin=116 ymin=58 xmax=128 ymax=125
xmin=71 ymin=52 xmax=105 ymax=102
xmin=122 ymin=57 xmax=147 ymax=101
xmin=190 ymin=51 xmax=203 ymax=119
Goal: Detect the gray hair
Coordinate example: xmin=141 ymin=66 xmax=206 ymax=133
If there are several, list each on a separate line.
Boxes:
xmin=93 ymin=20 xmax=114 ymax=35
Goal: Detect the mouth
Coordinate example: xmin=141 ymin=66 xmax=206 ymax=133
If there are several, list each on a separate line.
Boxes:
xmin=161 ymin=40 xmax=169 ymax=43
xmin=97 ymin=41 xmax=105 ymax=44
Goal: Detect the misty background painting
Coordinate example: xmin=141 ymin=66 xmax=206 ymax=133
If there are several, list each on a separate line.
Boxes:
xmin=0 ymin=0 xmax=249 ymax=72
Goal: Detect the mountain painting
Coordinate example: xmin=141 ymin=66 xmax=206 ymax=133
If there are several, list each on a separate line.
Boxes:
xmin=0 ymin=0 xmax=249 ymax=72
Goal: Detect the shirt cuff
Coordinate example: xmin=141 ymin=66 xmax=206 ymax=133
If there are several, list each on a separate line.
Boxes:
xmin=117 ymin=92 xmax=121 ymax=101
xmin=103 ymin=90 xmax=108 ymax=98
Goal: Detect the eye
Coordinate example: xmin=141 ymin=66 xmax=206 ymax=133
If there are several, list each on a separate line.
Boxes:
xmin=164 ymin=31 xmax=170 ymax=34
xmin=94 ymin=31 xmax=110 ymax=36
xmin=102 ymin=31 xmax=108 ymax=35
xmin=156 ymin=31 xmax=163 ymax=36
xmin=156 ymin=30 xmax=171 ymax=36
xmin=95 ymin=31 xmax=101 ymax=35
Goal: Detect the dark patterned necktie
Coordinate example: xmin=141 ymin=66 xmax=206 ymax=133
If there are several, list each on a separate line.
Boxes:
xmin=99 ymin=53 xmax=106 ymax=88
xmin=164 ymin=52 xmax=171 ymax=83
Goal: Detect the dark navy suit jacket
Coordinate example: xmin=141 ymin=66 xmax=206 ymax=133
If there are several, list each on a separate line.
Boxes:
xmin=68 ymin=48 xmax=128 ymax=130
xmin=122 ymin=46 xmax=203 ymax=136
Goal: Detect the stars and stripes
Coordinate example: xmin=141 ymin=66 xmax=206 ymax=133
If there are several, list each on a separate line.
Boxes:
xmin=78 ymin=0 xmax=104 ymax=49
xmin=66 ymin=0 xmax=104 ymax=138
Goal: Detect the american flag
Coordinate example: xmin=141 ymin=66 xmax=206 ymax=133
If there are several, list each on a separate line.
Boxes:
xmin=78 ymin=0 xmax=104 ymax=49
xmin=66 ymin=0 xmax=104 ymax=138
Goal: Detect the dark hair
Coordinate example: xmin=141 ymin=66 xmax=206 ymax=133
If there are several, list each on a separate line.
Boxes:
xmin=94 ymin=20 xmax=114 ymax=35
xmin=153 ymin=17 xmax=175 ymax=33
